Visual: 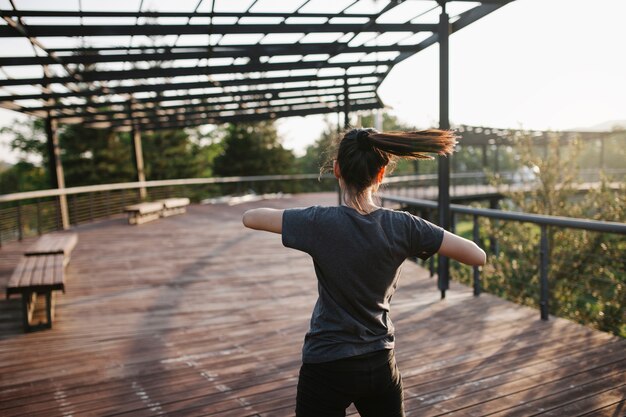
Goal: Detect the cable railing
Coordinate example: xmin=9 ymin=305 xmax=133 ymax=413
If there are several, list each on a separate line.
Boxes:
xmin=0 ymin=171 xmax=496 ymax=244
xmin=382 ymin=168 xmax=626 ymax=202
xmin=380 ymin=194 xmax=626 ymax=337
xmin=0 ymin=174 xmax=337 ymax=245
xmin=2 ymin=169 xmax=623 ymax=246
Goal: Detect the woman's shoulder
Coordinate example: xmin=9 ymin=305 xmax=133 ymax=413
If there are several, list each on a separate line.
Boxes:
xmin=378 ymin=207 xmax=414 ymax=220
xmin=285 ymin=205 xmax=340 ymax=219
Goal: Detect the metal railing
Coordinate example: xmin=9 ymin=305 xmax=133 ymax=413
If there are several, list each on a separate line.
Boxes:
xmin=0 ymin=170 xmax=506 ymax=245
xmin=381 ymin=169 xmax=626 ymax=202
xmin=0 ymin=174 xmax=337 ymax=245
xmin=2 ymin=169 xmax=623 ymax=246
xmin=380 ymin=194 xmax=626 ymax=329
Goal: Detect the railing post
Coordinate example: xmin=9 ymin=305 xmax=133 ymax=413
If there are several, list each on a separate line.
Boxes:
xmin=71 ymin=195 xmax=77 ymax=225
xmin=539 ymin=224 xmax=550 ymax=320
xmin=489 ymin=198 xmax=499 ymax=255
xmin=105 ymin=190 xmax=111 ymax=217
xmin=89 ymin=193 xmax=94 ymax=223
xmin=473 ymin=214 xmax=481 ymax=296
xmin=429 ymin=209 xmax=435 ymax=277
xmin=17 ymin=201 xmax=23 ymax=241
xmin=36 ymin=199 xmax=42 ymax=235
xmin=55 ymin=198 xmax=61 ymax=231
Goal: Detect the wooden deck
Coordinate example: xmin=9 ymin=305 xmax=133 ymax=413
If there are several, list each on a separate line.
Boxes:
xmin=0 ymin=193 xmax=624 ymax=417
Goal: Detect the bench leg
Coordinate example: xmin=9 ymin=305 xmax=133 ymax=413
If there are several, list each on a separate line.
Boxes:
xmin=161 ymin=207 xmax=186 ymax=217
xmin=45 ymin=291 xmax=55 ymax=327
xmin=129 ymin=212 xmax=160 ymax=225
xmin=21 ymin=291 xmax=55 ymax=332
xmin=21 ymin=291 xmax=36 ymax=332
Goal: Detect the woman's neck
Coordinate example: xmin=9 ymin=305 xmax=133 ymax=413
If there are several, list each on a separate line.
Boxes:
xmin=342 ymin=187 xmax=379 ymax=214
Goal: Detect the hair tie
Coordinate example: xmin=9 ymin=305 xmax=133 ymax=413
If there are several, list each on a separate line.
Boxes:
xmin=356 ymin=130 xmax=371 ymax=151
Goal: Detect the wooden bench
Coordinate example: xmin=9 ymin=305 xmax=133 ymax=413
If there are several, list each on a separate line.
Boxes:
xmin=24 ymin=232 xmax=78 ymax=257
xmin=158 ymin=198 xmax=190 ymax=218
xmin=6 ymin=233 xmax=78 ymax=332
xmin=124 ymin=201 xmax=164 ymax=225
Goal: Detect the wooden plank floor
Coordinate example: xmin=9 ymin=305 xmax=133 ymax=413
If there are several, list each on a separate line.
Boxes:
xmin=0 ymin=192 xmax=624 ymax=417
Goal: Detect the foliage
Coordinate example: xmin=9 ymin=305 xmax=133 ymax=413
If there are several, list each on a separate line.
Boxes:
xmin=59 ymin=124 xmax=135 ymax=187
xmin=0 ymin=117 xmax=220 ymax=193
xmin=452 ymin=132 xmax=626 ymax=337
xmin=213 ymin=121 xmax=295 ymax=177
xmin=0 ymin=161 xmax=47 ymax=194
xmin=2 ymin=117 xmax=48 ymax=161
xmin=141 ymin=129 xmax=208 ymax=180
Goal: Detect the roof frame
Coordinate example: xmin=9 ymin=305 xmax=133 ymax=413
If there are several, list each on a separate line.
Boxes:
xmin=0 ymin=1 xmax=513 ymax=130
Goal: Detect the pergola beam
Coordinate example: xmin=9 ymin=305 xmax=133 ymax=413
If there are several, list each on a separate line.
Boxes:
xmin=107 ymin=100 xmax=382 ymax=132
xmin=0 ymin=59 xmax=395 ymax=87
xmin=0 ymin=10 xmax=377 ymax=19
xmin=36 ymin=82 xmax=378 ymax=115
xmin=54 ymin=93 xmax=379 ymax=127
xmin=84 ymin=96 xmax=381 ymax=130
xmin=0 ymin=23 xmax=437 ymax=38
xmin=0 ymin=1 xmax=514 ymax=133
xmin=0 ymin=43 xmax=424 ymax=67
xmin=0 ymin=73 xmax=383 ymax=103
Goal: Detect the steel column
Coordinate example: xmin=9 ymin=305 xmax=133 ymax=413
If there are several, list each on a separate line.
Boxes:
xmin=473 ymin=214 xmax=481 ymax=296
xmin=539 ymin=224 xmax=550 ymax=320
xmin=44 ymin=113 xmax=70 ymax=229
xmin=128 ymin=103 xmax=147 ymax=200
xmin=343 ymin=73 xmax=350 ymax=129
xmin=437 ymin=3 xmax=451 ymax=299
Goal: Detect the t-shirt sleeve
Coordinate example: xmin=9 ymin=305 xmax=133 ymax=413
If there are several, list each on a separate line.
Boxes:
xmin=282 ymin=206 xmax=319 ymax=254
xmin=408 ymin=214 xmax=444 ymax=260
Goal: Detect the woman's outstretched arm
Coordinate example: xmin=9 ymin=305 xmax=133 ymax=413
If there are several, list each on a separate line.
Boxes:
xmin=438 ymin=230 xmax=486 ymax=266
xmin=242 ymin=208 xmax=284 ymax=234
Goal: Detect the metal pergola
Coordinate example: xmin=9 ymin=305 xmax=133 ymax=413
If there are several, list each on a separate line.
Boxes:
xmin=1 ymin=0 xmax=515 ymax=296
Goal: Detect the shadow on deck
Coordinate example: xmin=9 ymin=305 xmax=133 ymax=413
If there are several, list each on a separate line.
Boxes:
xmin=0 ymin=193 xmax=623 ymax=416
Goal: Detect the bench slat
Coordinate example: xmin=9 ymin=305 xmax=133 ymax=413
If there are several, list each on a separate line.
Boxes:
xmin=31 ymin=254 xmax=47 ymax=287
xmin=23 ymin=256 xmax=38 ymax=288
xmin=124 ymin=202 xmax=163 ymax=214
xmin=158 ymin=198 xmax=190 ymax=209
xmin=55 ymin=254 xmax=64 ymax=291
xmin=7 ymin=254 xmax=66 ymax=295
xmin=7 ymin=257 xmax=29 ymax=289
xmin=25 ymin=233 xmax=78 ymax=256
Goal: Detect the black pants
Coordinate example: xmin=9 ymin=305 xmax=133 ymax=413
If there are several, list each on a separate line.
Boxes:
xmin=296 ymin=349 xmax=405 ymax=417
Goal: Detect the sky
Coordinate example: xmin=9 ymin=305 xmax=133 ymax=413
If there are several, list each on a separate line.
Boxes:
xmin=1 ymin=0 xmax=625 ymax=162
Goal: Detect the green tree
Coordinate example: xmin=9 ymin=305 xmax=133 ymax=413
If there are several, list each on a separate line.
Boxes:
xmin=0 ymin=161 xmax=47 ymax=194
xmin=213 ymin=121 xmax=295 ymax=177
xmin=1 ymin=116 xmax=218 ymax=191
xmin=142 ymin=129 xmax=206 ymax=180
xmin=454 ymin=132 xmax=626 ymax=337
xmin=59 ymin=124 xmax=134 ymax=187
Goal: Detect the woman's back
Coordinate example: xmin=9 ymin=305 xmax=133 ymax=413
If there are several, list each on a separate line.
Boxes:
xmin=282 ymin=205 xmax=443 ymax=363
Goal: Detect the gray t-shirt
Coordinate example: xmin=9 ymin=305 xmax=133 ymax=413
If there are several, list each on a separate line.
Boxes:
xmin=282 ymin=205 xmax=444 ymax=363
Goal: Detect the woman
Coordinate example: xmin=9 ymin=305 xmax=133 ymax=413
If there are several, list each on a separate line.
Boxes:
xmin=242 ymin=128 xmax=486 ymax=416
